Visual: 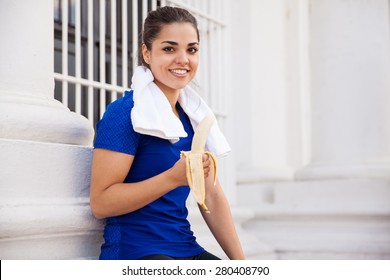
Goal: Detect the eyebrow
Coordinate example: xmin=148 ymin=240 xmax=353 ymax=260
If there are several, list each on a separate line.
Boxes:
xmin=161 ymin=41 xmax=199 ymax=46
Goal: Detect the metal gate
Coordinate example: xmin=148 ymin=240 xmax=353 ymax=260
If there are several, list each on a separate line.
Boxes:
xmin=54 ymin=0 xmax=227 ymax=129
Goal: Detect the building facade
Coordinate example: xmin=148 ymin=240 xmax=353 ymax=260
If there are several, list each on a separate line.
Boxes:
xmin=0 ymin=0 xmax=389 ymax=259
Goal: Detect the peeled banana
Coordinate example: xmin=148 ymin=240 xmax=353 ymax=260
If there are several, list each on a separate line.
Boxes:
xmin=181 ymin=114 xmax=218 ymax=213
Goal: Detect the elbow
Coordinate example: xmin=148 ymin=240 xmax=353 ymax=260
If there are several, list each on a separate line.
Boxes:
xmin=91 ymin=209 xmax=106 ymax=220
xmin=90 ymin=198 xmax=108 ymax=220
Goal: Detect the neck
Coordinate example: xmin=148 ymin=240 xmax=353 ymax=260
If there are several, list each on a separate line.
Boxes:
xmin=166 ymin=91 xmax=180 ymax=117
xmin=155 ymin=81 xmax=181 ymax=117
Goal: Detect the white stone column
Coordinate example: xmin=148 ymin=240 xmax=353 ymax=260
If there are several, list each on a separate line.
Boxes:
xmin=296 ymin=0 xmax=390 ymax=180
xmin=0 ymin=0 xmax=93 ymax=145
xmin=235 ymin=0 xmax=298 ymax=186
xmin=218 ymin=0 xmax=277 ymax=259
xmin=0 ymin=0 xmax=100 ymax=259
xmin=232 ymin=0 xmax=390 ymax=259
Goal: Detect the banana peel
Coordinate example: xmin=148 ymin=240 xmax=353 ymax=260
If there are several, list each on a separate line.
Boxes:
xmin=181 ymin=114 xmax=217 ymax=213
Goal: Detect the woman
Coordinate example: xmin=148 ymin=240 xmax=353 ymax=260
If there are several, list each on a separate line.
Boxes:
xmin=90 ymin=6 xmax=244 ymax=260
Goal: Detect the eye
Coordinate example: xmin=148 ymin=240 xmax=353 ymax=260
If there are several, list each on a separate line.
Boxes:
xmin=188 ymin=47 xmax=199 ymax=54
xmin=162 ymin=47 xmax=174 ymax=52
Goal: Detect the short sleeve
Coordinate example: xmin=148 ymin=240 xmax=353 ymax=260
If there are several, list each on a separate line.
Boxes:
xmin=94 ymin=92 xmax=140 ymax=155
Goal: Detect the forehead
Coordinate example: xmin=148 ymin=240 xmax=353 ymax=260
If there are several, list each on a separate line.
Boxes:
xmin=155 ymin=22 xmax=199 ymax=43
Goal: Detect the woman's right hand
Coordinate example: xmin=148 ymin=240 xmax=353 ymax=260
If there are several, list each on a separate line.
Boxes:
xmin=169 ymin=154 xmax=211 ymax=187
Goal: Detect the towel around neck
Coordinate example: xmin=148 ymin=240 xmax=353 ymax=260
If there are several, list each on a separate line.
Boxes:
xmin=130 ymin=66 xmax=231 ymax=157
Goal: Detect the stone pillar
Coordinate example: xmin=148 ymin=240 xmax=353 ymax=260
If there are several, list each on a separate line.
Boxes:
xmin=264 ymin=0 xmax=390 ymax=259
xmin=0 ymin=0 xmax=101 ymax=259
xmin=235 ymin=0 xmax=297 ymax=187
xmin=0 ymin=0 xmax=93 ymax=145
xmin=296 ymin=0 xmax=390 ymax=180
xmin=220 ymin=0 xmax=277 ymax=259
xmin=233 ymin=0 xmax=390 ymax=259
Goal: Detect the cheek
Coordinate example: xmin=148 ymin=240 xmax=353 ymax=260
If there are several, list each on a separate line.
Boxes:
xmin=150 ymin=57 xmax=171 ymax=74
xmin=149 ymin=56 xmax=165 ymax=70
xmin=191 ymin=61 xmax=199 ymax=77
xmin=190 ymin=56 xmax=199 ymax=69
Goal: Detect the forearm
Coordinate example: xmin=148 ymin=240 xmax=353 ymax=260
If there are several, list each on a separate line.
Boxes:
xmin=201 ymin=185 xmax=245 ymax=260
xmin=91 ymin=168 xmax=178 ymax=219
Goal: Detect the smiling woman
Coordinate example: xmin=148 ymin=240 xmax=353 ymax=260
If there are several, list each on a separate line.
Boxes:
xmin=89 ymin=6 xmax=244 ymax=261
xmin=142 ymin=22 xmax=199 ymax=107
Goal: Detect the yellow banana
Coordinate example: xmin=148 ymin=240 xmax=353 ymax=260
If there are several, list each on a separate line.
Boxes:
xmin=181 ymin=114 xmax=218 ymax=213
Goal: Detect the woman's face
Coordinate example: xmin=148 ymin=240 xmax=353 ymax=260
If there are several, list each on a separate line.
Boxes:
xmin=143 ymin=23 xmax=199 ymax=96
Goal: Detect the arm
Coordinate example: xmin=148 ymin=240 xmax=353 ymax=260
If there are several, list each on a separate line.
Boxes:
xmin=89 ymin=148 xmax=189 ymax=219
xmin=200 ymin=162 xmax=245 ymax=260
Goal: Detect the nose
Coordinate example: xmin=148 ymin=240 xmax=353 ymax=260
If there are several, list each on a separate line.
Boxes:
xmin=175 ymin=50 xmax=189 ymax=65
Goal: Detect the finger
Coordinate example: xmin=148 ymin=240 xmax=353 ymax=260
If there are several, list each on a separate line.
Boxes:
xmin=202 ymin=153 xmax=210 ymax=162
xmin=204 ymin=166 xmax=210 ymax=177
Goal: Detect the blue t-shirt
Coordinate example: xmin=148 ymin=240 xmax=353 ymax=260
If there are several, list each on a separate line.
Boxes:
xmin=94 ymin=90 xmax=205 ymax=260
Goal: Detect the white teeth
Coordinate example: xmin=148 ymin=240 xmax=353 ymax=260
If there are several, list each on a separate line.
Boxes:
xmin=170 ymin=69 xmax=187 ymax=75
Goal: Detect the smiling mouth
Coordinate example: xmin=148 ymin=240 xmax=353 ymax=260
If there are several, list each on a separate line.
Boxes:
xmin=170 ymin=69 xmax=189 ymax=75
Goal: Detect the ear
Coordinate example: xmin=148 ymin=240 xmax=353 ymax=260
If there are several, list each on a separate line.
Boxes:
xmin=142 ymin=44 xmax=150 ymax=64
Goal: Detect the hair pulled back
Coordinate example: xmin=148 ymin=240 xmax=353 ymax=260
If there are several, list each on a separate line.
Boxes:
xmin=138 ymin=6 xmax=199 ymax=67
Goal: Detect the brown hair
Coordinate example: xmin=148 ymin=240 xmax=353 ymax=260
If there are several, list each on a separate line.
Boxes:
xmin=138 ymin=6 xmax=200 ymax=67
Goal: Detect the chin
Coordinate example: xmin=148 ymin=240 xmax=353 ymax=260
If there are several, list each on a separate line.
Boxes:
xmin=171 ymin=82 xmax=190 ymax=90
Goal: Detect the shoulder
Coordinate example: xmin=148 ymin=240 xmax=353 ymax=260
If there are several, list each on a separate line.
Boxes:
xmin=106 ymin=90 xmax=134 ymax=115
xmin=99 ymin=90 xmax=135 ymax=125
xmin=94 ymin=90 xmax=139 ymax=155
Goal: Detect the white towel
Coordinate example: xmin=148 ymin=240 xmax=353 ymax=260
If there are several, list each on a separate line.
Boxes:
xmin=130 ymin=66 xmax=231 ymax=157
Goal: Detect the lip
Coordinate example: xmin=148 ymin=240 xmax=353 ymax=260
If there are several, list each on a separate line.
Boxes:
xmin=169 ymin=68 xmax=190 ymax=77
